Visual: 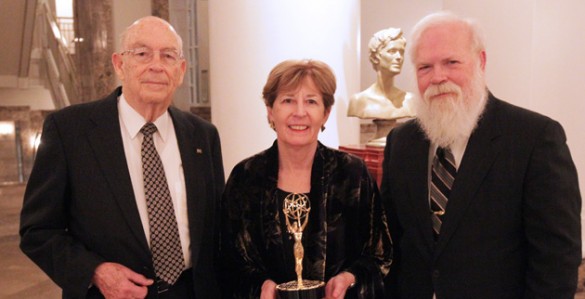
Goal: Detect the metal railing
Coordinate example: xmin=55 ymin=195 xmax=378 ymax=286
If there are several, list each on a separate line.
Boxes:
xmin=57 ymin=16 xmax=75 ymax=54
xmin=34 ymin=0 xmax=79 ymax=108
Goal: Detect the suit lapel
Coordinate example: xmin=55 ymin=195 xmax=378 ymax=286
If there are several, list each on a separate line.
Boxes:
xmin=170 ymin=108 xmax=207 ymax=267
xmin=86 ymin=90 xmax=150 ymax=253
xmin=402 ymin=126 xmax=437 ymax=252
xmin=434 ymin=95 xmax=503 ymax=257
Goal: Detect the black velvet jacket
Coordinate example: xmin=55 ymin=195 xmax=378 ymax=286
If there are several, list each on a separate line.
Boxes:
xmin=220 ymin=142 xmax=392 ymax=298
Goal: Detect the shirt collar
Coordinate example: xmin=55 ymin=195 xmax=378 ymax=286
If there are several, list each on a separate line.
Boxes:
xmin=119 ymin=93 xmax=171 ymax=142
xmin=430 ymin=137 xmax=468 ymax=169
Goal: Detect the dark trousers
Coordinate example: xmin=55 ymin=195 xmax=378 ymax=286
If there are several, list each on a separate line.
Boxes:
xmin=86 ymin=268 xmax=195 ymax=299
xmin=150 ymin=268 xmax=195 ymax=299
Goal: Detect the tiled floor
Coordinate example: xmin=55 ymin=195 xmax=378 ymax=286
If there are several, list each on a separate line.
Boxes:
xmin=0 ymin=184 xmax=60 ymax=298
xmin=1 ymin=184 xmax=583 ymax=298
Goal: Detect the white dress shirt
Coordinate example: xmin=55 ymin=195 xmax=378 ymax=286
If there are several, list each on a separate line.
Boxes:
xmin=118 ymin=94 xmax=191 ymax=269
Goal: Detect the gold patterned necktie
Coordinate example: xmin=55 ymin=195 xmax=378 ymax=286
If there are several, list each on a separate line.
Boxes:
xmin=430 ymin=147 xmax=457 ymax=238
xmin=141 ymin=122 xmax=184 ymax=285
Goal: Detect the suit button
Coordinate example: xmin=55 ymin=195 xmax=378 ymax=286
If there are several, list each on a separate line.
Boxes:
xmin=432 ymin=270 xmax=440 ymax=279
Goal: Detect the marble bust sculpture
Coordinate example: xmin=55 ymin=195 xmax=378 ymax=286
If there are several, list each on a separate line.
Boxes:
xmin=348 ymin=27 xmax=415 ymax=145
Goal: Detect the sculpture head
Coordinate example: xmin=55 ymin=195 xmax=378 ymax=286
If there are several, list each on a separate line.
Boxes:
xmin=368 ymin=27 xmax=407 ymax=74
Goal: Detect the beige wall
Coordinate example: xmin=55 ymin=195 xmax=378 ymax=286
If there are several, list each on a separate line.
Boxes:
xmin=0 ymin=88 xmax=54 ymax=110
xmin=0 ymin=0 xmax=26 ymax=86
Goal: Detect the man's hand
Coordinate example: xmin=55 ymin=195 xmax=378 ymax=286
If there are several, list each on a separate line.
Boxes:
xmin=92 ymin=262 xmax=154 ymax=299
xmin=260 ymin=279 xmax=277 ymax=299
xmin=325 ymin=271 xmax=356 ymax=299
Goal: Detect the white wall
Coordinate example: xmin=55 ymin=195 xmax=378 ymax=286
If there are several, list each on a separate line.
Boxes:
xmin=360 ymin=0 xmax=585 ymax=255
xmin=209 ymin=0 xmax=361 ymax=177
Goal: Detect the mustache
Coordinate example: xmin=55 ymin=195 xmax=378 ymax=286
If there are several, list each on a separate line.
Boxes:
xmin=424 ymin=82 xmax=462 ymax=99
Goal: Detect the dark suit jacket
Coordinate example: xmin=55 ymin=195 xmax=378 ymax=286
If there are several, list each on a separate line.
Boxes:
xmin=19 ymin=87 xmax=225 ymax=298
xmin=381 ymin=93 xmax=581 ymax=298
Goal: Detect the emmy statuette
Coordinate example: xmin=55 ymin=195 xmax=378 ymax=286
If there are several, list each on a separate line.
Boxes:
xmin=276 ymin=193 xmax=325 ymax=299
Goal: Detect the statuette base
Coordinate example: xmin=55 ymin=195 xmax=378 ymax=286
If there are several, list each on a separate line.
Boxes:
xmin=276 ymin=280 xmax=325 ymax=299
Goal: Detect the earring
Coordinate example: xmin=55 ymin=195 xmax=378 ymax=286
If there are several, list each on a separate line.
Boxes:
xmin=321 ymin=125 xmax=326 ymax=132
xmin=270 ymin=121 xmax=276 ymax=131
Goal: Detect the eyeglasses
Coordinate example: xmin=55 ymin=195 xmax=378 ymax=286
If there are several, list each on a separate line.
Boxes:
xmin=120 ymin=47 xmax=183 ymax=66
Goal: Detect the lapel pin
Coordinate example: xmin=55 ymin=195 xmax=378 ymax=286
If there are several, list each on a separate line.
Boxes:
xmin=196 ymin=148 xmax=203 ymax=154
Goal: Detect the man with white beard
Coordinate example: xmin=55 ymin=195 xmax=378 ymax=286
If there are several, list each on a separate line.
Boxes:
xmin=381 ymin=11 xmax=581 ymax=299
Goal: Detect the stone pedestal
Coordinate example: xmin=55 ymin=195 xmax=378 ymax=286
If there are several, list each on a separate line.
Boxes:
xmin=365 ymin=119 xmax=400 ymax=147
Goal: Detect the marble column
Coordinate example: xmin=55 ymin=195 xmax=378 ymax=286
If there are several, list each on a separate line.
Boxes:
xmin=152 ymin=0 xmax=169 ymax=21
xmin=73 ymin=0 xmax=115 ymax=102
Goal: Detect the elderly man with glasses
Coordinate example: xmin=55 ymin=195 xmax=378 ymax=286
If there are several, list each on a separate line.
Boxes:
xmin=20 ymin=16 xmax=225 ymax=299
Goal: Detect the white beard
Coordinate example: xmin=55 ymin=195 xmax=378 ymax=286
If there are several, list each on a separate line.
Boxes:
xmin=412 ymin=67 xmax=488 ymax=148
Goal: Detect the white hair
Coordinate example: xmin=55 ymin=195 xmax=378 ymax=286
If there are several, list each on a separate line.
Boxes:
xmin=408 ymin=11 xmax=486 ymax=64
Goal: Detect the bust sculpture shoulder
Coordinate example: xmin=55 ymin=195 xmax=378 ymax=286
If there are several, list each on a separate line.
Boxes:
xmin=349 ymin=85 xmax=414 ymax=119
xmin=348 ymin=27 xmax=415 ymax=121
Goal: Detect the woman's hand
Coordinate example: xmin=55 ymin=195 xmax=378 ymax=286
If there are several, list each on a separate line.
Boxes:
xmin=260 ymin=279 xmax=277 ymax=299
xmin=324 ymin=271 xmax=356 ymax=299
